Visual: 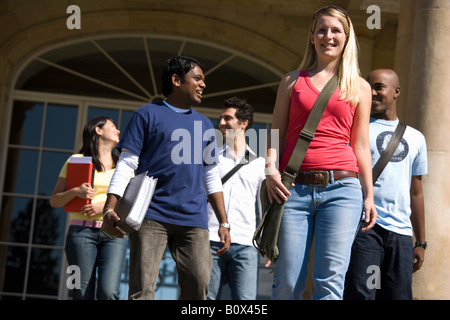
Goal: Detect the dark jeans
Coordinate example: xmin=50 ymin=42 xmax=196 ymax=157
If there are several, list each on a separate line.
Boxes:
xmin=128 ymin=219 xmax=212 ymax=300
xmin=344 ymin=223 xmax=413 ymax=300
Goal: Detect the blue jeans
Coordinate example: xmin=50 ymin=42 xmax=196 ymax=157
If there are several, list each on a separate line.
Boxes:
xmin=272 ymin=176 xmax=363 ymax=300
xmin=65 ymin=225 xmax=128 ymax=300
xmin=208 ymin=241 xmax=258 ymax=300
xmin=344 ymin=224 xmax=413 ymax=300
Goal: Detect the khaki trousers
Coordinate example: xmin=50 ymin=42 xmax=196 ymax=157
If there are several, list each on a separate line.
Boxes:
xmin=128 ymin=219 xmax=212 ymax=300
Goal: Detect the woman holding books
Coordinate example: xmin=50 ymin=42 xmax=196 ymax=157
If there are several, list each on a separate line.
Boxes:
xmin=50 ymin=116 xmax=128 ymax=300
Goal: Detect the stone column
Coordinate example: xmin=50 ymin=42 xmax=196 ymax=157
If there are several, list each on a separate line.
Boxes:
xmin=394 ymin=0 xmax=415 ymax=121
xmin=358 ymin=36 xmax=375 ymax=77
xmin=396 ymin=0 xmax=450 ymax=299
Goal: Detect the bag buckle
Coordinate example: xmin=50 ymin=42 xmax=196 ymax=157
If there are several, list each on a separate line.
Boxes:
xmin=309 ymin=171 xmax=329 ymax=187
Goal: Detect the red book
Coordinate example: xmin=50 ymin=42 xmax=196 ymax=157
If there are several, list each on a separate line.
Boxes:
xmin=64 ymin=157 xmax=94 ymax=212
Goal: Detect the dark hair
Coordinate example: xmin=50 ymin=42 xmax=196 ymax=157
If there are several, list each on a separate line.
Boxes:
xmin=223 ymin=96 xmax=254 ymax=131
xmin=78 ymin=116 xmax=119 ymax=172
xmin=161 ymin=56 xmax=205 ymax=96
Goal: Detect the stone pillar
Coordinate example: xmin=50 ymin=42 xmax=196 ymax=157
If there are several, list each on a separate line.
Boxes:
xmin=396 ymin=0 xmax=450 ymax=299
xmin=394 ymin=0 xmax=415 ymax=121
xmin=358 ymin=36 xmax=375 ymax=77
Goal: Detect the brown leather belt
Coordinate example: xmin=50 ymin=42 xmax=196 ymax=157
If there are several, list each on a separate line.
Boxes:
xmin=295 ymin=170 xmax=358 ymax=187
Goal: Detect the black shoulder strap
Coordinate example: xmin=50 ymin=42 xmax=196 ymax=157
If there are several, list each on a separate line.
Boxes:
xmin=221 ymin=149 xmax=251 ymax=185
xmin=372 ymin=121 xmax=407 ymax=184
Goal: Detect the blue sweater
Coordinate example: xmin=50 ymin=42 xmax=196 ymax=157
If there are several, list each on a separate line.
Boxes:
xmin=117 ymin=101 xmax=218 ymax=229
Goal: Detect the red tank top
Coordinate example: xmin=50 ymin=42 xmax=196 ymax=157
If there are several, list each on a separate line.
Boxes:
xmin=279 ymin=70 xmax=358 ymax=172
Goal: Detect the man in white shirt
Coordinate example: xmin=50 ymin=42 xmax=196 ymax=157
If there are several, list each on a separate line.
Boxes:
xmin=207 ymin=96 xmax=266 ymax=300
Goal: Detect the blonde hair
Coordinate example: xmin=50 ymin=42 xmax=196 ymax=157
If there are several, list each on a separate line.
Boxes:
xmin=299 ymin=6 xmax=361 ymax=106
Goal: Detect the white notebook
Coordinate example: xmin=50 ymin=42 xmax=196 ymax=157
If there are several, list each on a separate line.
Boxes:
xmin=114 ymin=171 xmax=157 ymax=234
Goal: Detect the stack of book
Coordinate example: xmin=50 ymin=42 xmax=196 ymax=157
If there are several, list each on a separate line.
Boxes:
xmin=114 ymin=171 xmax=158 ymax=234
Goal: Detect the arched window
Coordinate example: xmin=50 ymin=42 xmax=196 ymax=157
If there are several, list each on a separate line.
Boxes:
xmin=0 ymin=35 xmax=281 ymax=299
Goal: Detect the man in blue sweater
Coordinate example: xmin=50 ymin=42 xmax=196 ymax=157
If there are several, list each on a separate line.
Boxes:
xmin=102 ymin=56 xmax=230 ymax=300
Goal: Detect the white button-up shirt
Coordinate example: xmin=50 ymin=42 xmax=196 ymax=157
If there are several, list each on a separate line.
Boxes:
xmin=207 ymin=144 xmax=266 ymax=246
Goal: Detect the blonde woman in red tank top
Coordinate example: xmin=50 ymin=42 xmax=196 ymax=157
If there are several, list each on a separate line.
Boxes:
xmin=265 ymin=5 xmax=377 ymax=300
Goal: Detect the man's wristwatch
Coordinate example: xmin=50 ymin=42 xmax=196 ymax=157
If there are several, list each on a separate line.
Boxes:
xmin=415 ymin=241 xmax=428 ymax=249
xmin=219 ymin=223 xmax=231 ymax=230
